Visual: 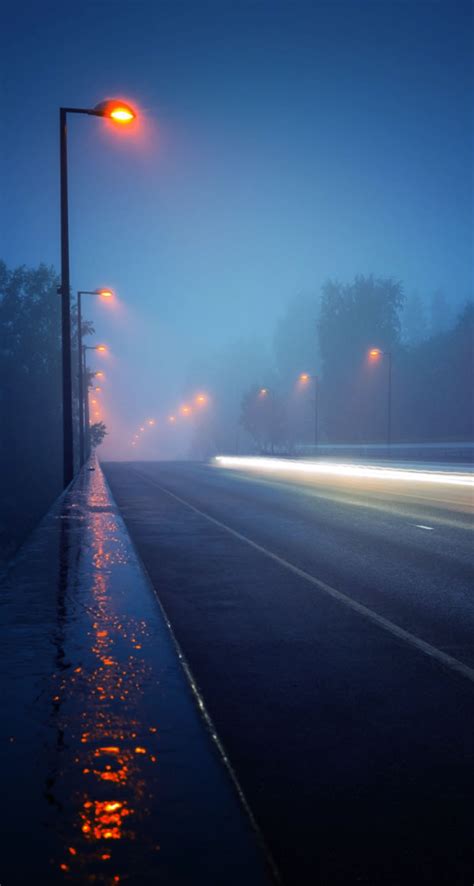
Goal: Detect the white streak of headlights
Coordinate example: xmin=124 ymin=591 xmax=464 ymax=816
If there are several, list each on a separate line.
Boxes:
xmin=213 ymin=456 xmax=474 ymax=488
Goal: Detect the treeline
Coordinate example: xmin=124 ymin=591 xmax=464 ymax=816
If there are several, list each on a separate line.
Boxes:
xmin=188 ymin=275 xmax=473 ymax=456
xmin=0 ymin=262 xmax=106 ymax=563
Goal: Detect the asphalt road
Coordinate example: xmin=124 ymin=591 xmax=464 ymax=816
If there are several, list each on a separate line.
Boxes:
xmin=102 ymin=459 xmax=474 ymax=886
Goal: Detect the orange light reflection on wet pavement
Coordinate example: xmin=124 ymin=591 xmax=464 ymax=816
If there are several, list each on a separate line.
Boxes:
xmin=52 ymin=469 xmax=159 ymax=881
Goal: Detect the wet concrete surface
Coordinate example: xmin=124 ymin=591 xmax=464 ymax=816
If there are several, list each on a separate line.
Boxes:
xmin=102 ymin=460 xmax=474 ymax=886
xmin=0 ymin=462 xmax=273 ymax=885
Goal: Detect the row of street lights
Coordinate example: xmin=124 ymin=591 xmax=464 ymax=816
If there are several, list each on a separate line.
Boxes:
xmin=77 ymin=289 xmax=112 ymax=463
xmin=259 ymin=372 xmax=318 ymax=446
xmin=130 ymin=395 xmax=209 ymax=449
xmin=59 ymin=97 xmax=137 ymax=487
xmin=81 ymin=342 xmax=108 ymax=462
xmin=259 ymin=350 xmax=392 ymax=449
xmin=127 ymin=352 xmax=389 ymax=457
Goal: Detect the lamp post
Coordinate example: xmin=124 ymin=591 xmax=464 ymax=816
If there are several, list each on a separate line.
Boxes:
xmin=59 ymin=99 xmax=135 ymax=487
xmin=83 ymin=344 xmax=107 ymax=460
xmin=298 ymin=373 xmax=318 ymax=448
xmin=77 ymin=289 xmax=113 ymax=466
xmin=368 ymin=348 xmax=392 ymax=446
xmin=259 ymin=387 xmax=275 ymax=455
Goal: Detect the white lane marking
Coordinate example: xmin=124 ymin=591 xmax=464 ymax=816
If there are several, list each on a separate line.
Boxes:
xmin=214 ymin=455 xmax=474 ymax=488
xmin=133 ymin=470 xmax=474 ymax=686
xmin=415 ymin=524 xmax=434 ymax=531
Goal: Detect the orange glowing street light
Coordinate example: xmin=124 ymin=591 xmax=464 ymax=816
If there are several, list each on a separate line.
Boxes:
xmin=168 ymin=415 xmax=176 ymax=423
xmin=94 ymin=100 xmax=136 ymax=124
xmin=367 ymin=347 xmax=392 ymax=446
xmin=299 ymin=373 xmax=310 ymax=383
xmin=147 ymin=419 xmax=156 ymax=426
xmin=60 ymin=100 xmax=136 ymax=486
xmin=181 ymin=405 xmax=191 ymax=416
xmin=95 ymin=371 xmax=104 ymax=379
xmin=195 ymin=394 xmax=208 ymax=405
xmin=259 ymin=388 xmax=269 ymax=396
xmin=96 ymin=345 xmax=107 ymax=353
xmin=369 ymin=348 xmax=383 ymax=360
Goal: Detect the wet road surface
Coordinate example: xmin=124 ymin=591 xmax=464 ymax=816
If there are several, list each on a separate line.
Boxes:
xmin=103 ymin=459 xmax=474 ymax=886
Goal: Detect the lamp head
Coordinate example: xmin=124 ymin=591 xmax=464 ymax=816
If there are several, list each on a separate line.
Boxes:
xmin=369 ymin=348 xmax=383 ymax=360
xmin=94 ymin=99 xmax=136 ymax=123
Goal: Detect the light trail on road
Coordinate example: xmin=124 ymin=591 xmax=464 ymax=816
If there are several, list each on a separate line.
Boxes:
xmin=214 ymin=455 xmax=474 ymax=488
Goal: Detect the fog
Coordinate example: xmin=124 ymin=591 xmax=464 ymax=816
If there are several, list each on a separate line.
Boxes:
xmin=1 ymin=0 xmax=472 ymax=557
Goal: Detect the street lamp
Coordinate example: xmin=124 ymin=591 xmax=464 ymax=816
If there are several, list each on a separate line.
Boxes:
xmin=258 ymin=387 xmax=275 ymax=454
xmin=77 ymin=289 xmax=113 ymax=466
xmin=368 ymin=347 xmax=392 ymax=446
xmin=298 ymin=372 xmax=318 ymax=448
xmin=59 ymin=99 xmax=136 ymax=487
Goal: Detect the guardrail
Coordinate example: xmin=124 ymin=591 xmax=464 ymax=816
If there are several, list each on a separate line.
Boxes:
xmin=293 ymin=442 xmax=474 ymax=464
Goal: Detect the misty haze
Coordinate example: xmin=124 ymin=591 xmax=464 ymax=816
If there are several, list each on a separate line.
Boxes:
xmin=1 ymin=2 xmax=473 ymax=885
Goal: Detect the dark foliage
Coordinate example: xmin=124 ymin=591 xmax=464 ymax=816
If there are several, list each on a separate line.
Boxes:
xmin=241 ymin=275 xmax=473 ymax=448
xmin=0 ymin=261 xmax=107 ymax=562
xmin=0 ymin=262 xmax=62 ymax=560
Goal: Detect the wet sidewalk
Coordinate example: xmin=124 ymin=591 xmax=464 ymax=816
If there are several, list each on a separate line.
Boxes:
xmin=0 ymin=461 xmax=274 ymax=885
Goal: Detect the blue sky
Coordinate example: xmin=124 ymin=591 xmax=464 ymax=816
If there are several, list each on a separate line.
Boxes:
xmin=2 ymin=0 xmax=472 ymax=455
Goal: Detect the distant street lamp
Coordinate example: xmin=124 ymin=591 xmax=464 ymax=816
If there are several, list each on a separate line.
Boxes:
xmin=77 ymin=289 xmax=113 ymax=466
xmin=258 ymin=386 xmax=275 ymax=454
xmin=298 ymin=372 xmax=318 ymax=447
xmin=59 ymin=98 xmax=136 ymax=487
xmin=368 ymin=347 xmax=392 ymax=446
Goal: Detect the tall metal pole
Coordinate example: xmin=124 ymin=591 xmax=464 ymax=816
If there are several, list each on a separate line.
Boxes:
xmin=313 ymin=377 xmax=318 ymax=449
xmin=77 ymin=292 xmax=84 ymax=466
xmin=83 ymin=347 xmax=91 ymax=460
xmin=387 ymin=351 xmax=392 ymax=447
xmin=60 ymin=108 xmax=74 ymax=487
